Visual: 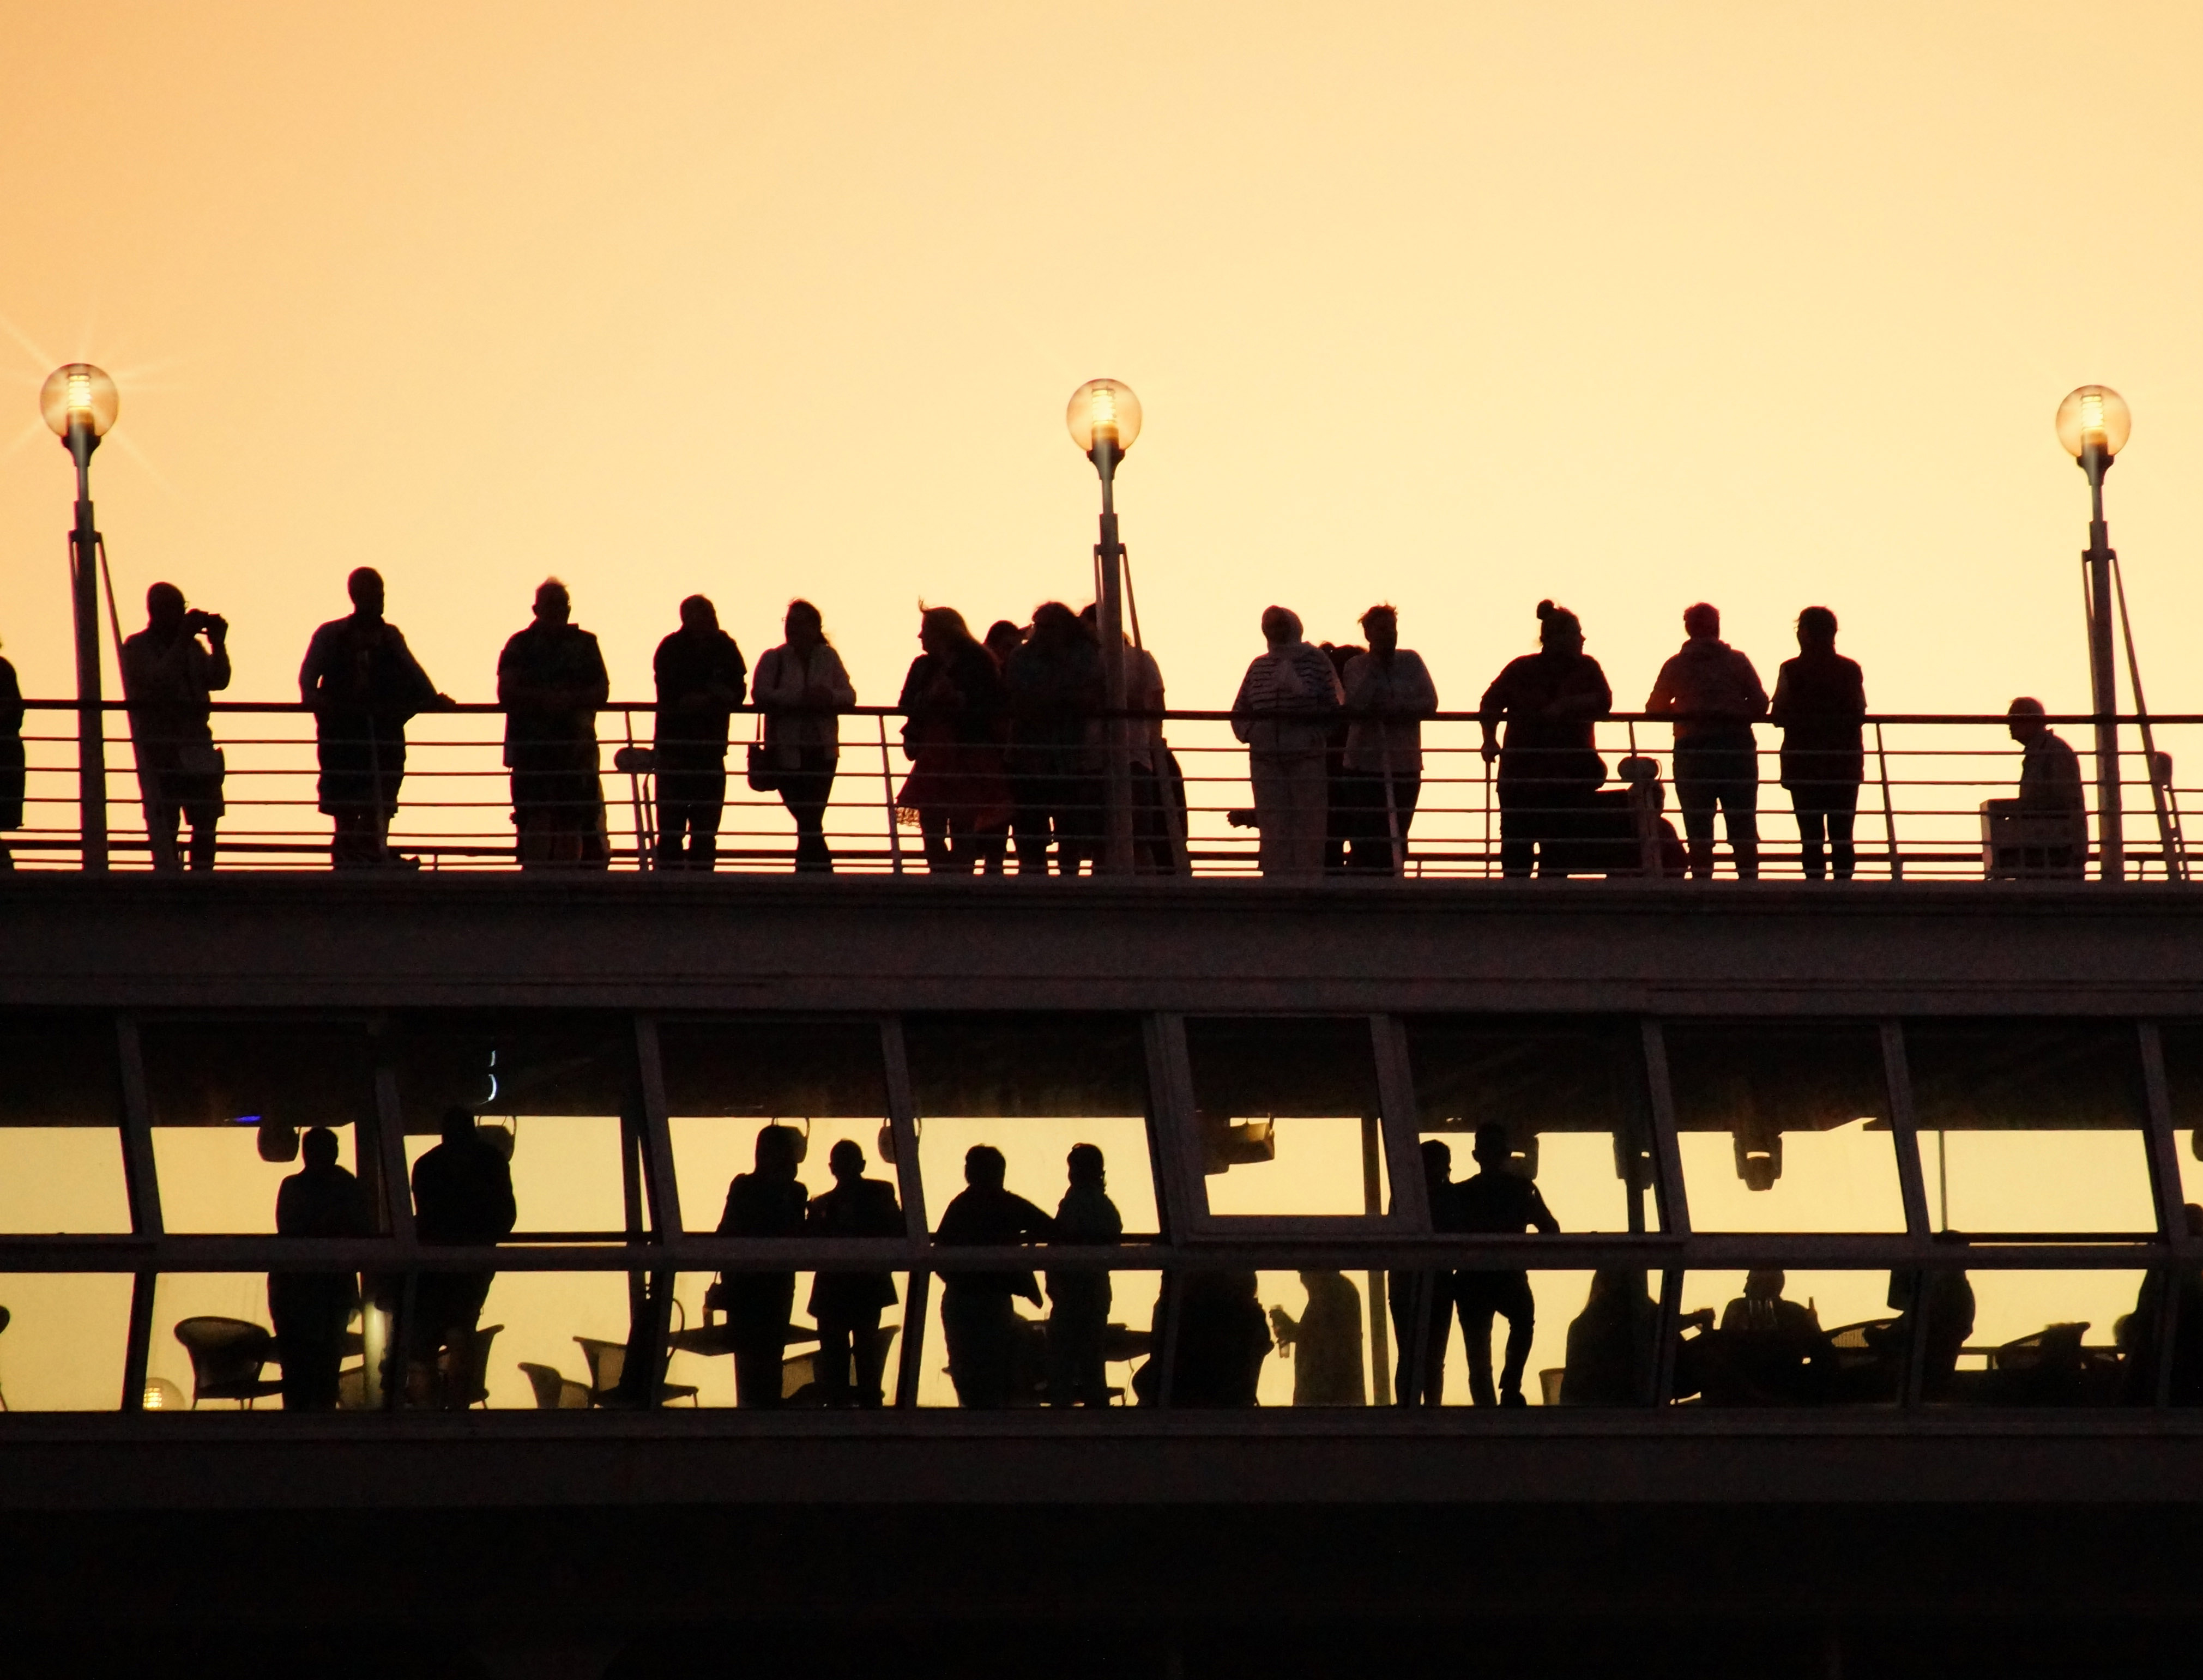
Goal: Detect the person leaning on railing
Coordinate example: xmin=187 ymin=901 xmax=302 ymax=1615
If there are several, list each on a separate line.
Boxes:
xmin=497 ymin=578 xmax=611 ymax=869
xmin=299 ymin=567 xmax=452 ymax=870
xmin=1478 ymin=600 xmax=1611 ymax=879
xmin=649 ymin=594 xmax=746 ymax=873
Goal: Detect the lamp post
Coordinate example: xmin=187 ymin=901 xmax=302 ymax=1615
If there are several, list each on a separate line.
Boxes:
xmin=2055 ymin=384 xmax=2133 ymax=883
xmin=39 ymin=364 xmax=120 ymax=873
xmin=1067 ymin=378 xmax=1143 ymax=875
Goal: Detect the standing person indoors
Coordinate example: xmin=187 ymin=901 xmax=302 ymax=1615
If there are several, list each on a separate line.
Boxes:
xmin=0 ymin=637 xmax=22 ymax=869
xmin=1645 ymin=602 xmax=1769 ymax=880
xmin=497 ymin=579 xmax=610 ymax=869
xmin=1341 ymin=605 xmax=1438 ymax=874
xmin=267 ymin=1126 xmax=373 ymax=1411
xmin=1269 ymin=1270 xmax=1367 ymax=1406
xmin=299 ymin=567 xmax=452 ymax=869
xmin=1045 ymin=1143 xmax=1122 ymax=1407
xmin=934 ymin=1144 xmax=1054 ymax=1409
xmin=119 ymin=582 xmax=230 ymax=872
xmin=895 ymin=607 xmax=1012 ymax=874
xmin=717 ymin=1125 xmax=809 ymax=1409
xmin=650 ymin=595 xmax=746 ymax=872
xmin=754 ymin=599 xmax=854 ymax=874
xmin=1004 ymin=603 xmax=1103 ymax=876
xmin=1230 ymin=606 xmax=1342 ymax=880
xmin=408 ymin=1107 xmax=517 ymax=1410
xmin=1477 ymin=601 xmax=1611 ymax=878
xmin=804 ymin=1139 xmax=901 ymax=1406
xmin=1770 ymin=606 xmax=1866 ymax=881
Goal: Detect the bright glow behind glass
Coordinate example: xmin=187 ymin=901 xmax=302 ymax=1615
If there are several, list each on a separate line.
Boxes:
xmin=39 ymin=362 xmax=120 ymax=438
xmin=1066 ymin=377 xmax=1143 ymax=457
xmin=2054 ymin=384 xmax=2131 ymax=458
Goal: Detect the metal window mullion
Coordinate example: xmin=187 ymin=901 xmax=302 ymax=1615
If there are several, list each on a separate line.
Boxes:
xmin=114 ymin=1015 xmax=159 ymax=1413
xmin=2138 ymin=1022 xmax=2188 ymax=1408
xmin=631 ymin=1016 xmax=684 ymax=1240
xmin=1369 ymin=1016 xmax=1429 ymax=1230
xmin=1880 ymin=1021 xmax=1933 ymax=1408
xmin=882 ymin=1016 xmax=929 ymax=1409
xmin=1144 ymin=1013 xmax=1208 ymax=1409
xmin=1638 ymin=1021 xmax=1689 ymax=1239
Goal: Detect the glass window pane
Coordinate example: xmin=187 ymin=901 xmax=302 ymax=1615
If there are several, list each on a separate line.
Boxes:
xmin=1906 ymin=1022 xmax=2157 ymax=1235
xmin=1667 ymin=1023 xmax=1905 ymax=1233
xmin=662 ymin=1018 xmax=891 ymax=1232
xmin=1186 ymin=1017 xmax=1383 ymax=1218
xmin=0 ymin=1274 xmax=130 ymax=1410
xmin=1402 ymin=1017 xmax=1661 ymax=1234
xmin=0 ymin=1013 xmax=128 ymax=1233
xmin=392 ymin=1012 xmax=637 ymax=1237
xmin=1955 ymin=1268 xmax=2147 ymax=1406
xmin=143 ymin=1020 xmax=377 ymax=1235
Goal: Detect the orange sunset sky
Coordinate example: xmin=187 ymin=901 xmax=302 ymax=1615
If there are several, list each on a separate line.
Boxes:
xmin=4 ymin=3 xmax=2202 ymax=728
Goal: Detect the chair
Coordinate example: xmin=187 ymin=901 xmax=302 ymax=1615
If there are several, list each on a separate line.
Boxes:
xmin=173 ymin=1316 xmax=285 ymax=1409
xmin=1987 ymin=1322 xmax=2090 ymax=1406
xmin=519 ymin=1362 xmax=592 ymax=1410
xmin=575 ymin=1335 xmax=698 ymax=1406
xmin=439 ymin=1324 xmax=501 ymax=1409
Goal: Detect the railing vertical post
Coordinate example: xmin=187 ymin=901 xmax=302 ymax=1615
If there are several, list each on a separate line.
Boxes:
xmin=878 ymin=715 xmax=904 ymax=876
xmin=1873 ymin=722 xmax=1902 ymax=881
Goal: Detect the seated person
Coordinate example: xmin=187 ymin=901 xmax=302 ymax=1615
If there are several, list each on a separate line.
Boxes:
xmin=1137 ymin=1270 xmax=1272 ymax=1407
xmin=1560 ymin=1267 xmax=1658 ymax=1406
xmin=1704 ymin=1268 xmax=1831 ymax=1405
xmin=1870 ymin=1264 xmax=1976 ymax=1401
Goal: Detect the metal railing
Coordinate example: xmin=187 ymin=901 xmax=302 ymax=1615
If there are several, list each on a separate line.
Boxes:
xmin=5 ymin=699 xmax=2197 ymax=880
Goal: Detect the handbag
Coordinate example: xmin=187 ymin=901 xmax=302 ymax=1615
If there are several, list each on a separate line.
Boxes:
xmin=745 ymin=740 xmax=781 ymax=794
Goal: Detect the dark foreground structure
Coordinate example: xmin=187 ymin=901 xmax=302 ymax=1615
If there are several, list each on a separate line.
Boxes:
xmin=2 ymin=873 xmax=2202 ymax=1679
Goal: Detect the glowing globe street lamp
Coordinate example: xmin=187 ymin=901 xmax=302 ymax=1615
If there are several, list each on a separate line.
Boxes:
xmin=2055 ymin=384 xmax=2133 ymax=881
xmin=1067 ymin=379 xmax=1144 ymax=875
xmin=40 ymin=364 xmax=120 ymax=872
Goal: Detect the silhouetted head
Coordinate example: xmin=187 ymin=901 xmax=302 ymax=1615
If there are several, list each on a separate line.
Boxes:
xmin=786 ymin=599 xmax=825 ymax=650
xmin=964 ymin=1144 xmax=1007 ymax=1189
xmin=1744 ymin=1267 xmax=1785 ymax=1301
xmin=1419 ymin=1138 xmax=1452 ymax=1187
xmin=1588 ymin=1267 xmax=1646 ymax=1307
xmin=1796 ymin=605 xmax=1837 ymax=649
xmin=301 ymin=1126 xmax=341 ymax=1170
xmin=919 ymin=605 xmax=973 ymax=657
xmin=1360 ymin=604 xmax=1398 ymax=658
xmin=146 ymin=582 xmax=186 ymax=635
xmin=1536 ymin=600 xmax=1583 ymax=655
xmin=440 ymin=1106 xmax=478 ymax=1150
xmin=534 ymin=578 xmax=571 ymax=629
xmin=982 ymin=619 xmax=1023 ymax=662
xmin=1260 ymin=606 xmax=1301 ymax=649
xmin=2007 ymin=696 xmax=2048 ymax=745
xmin=829 ymin=1138 xmax=866 ymax=1183
xmin=1682 ymin=602 xmax=1720 ymax=640
xmin=1472 ymin=1121 xmax=1512 ymax=1170
xmin=678 ymin=594 xmax=719 ymax=636
xmin=754 ymin=1124 xmax=802 ymax=1180
xmin=1030 ymin=601 xmax=1079 ymax=649
xmin=348 ymin=567 xmax=385 ymax=619
xmin=1067 ymin=1142 xmax=1105 ymax=1188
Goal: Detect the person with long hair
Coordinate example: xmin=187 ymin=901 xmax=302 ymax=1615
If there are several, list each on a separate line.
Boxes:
xmin=1477 ymin=601 xmax=1612 ymax=877
xmin=895 ymin=606 xmax=1011 ymax=873
xmin=754 ymin=599 xmax=854 ymax=872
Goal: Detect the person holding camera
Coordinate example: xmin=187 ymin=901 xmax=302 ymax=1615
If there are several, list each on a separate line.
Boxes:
xmin=120 ymin=582 xmax=230 ymax=871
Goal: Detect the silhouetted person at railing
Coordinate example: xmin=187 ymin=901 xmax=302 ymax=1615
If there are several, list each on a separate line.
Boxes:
xmin=1081 ymin=602 xmax=1175 ymax=873
xmin=1454 ymin=1122 xmax=1560 ymax=1407
xmin=935 ymin=1144 xmax=1054 ymax=1407
xmin=498 ymin=579 xmax=610 ymax=868
xmin=1173 ymin=1268 xmax=1272 ymax=1406
xmin=409 ymin=1106 xmax=517 ymax=1410
xmin=1390 ymin=1138 xmax=1457 ymax=1405
xmin=896 ymin=607 xmax=1013 ymax=875
xmin=1270 ymin=1269 xmax=1366 ymax=1406
xmin=1046 ymin=1142 xmax=1122 ymax=1406
xmin=0 ymin=643 xmax=21 ymax=870
xmin=651 ymin=594 xmax=746 ymax=872
xmin=804 ymin=1138 xmax=901 ymax=1407
xmin=1770 ymin=605 xmax=1866 ymax=881
xmin=120 ymin=582 xmax=230 ymax=873
xmin=1479 ymin=601 xmax=1612 ymax=878
xmin=1984 ymin=697 xmax=2087 ymax=879
xmin=1560 ymin=1267 xmax=1658 ymax=1405
xmin=1341 ymin=606 xmax=1437 ymax=875
xmin=1705 ymin=1268 xmax=1830 ymax=1405
xmin=717 ymin=1123 xmax=808 ymax=1409
xmin=1005 ymin=602 xmax=1103 ymax=876
xmin=299 ymin=567 xmax=452 ymax=869
xmin=1318 ymin=640 xmax=1362 ymax=873
xmin=755 ymin=599 xmax=854 ymax=874
xmin=1233 ymin=606 xmax=1342 ymax=880
xmin=1646 ymin=602 xmax=1767 ymax=880
xmin=983 ymin=619 xmax=1026 ymax=666
xmin=268 ymin=1125 xmax=373 ymax=1410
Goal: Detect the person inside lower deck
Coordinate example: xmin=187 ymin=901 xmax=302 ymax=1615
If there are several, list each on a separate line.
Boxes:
xmin=1391 ymin=1138 xmax=1458 ymax=1406
xmin=1170 ymin=1269 xmax=1273 ymax=1406
xmin=934 ymin=1145 xmax=1054 ymax=1408
xmin=718 ymin=1125 xmax=810 ymax=1409
xmin=1560 ymin=1267 xmax=1658 ymax=1405
xmin=803 ymin=1139 xmax=901 ymax=1407
xmin=1454 ymin=1122 xmax=1561 ymax=1407
xmin=1046 ymin=1143 xmax=1122 ymax=1407
xmin=408 ymin=1107 xmax=517 ymax=1409
xmin=1704 ymin=1268 xmax=1831 ymax=1405
xmin=268 ymin=1126 xmax=374 ymax=1410
xmin=1270 ymin=1269 xmax=1367 ymax=1406
xmin=1478 ymin=600 xmax=1611 ymax=878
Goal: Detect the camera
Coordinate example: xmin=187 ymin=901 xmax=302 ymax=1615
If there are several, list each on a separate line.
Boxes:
xmin=183 ymin=608 xmax=226 ymax=637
